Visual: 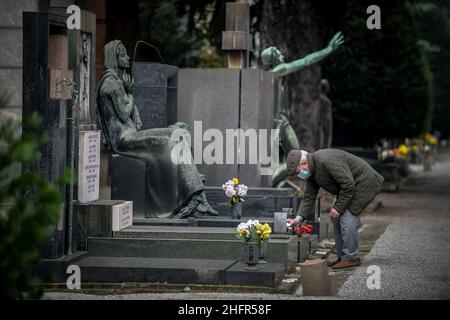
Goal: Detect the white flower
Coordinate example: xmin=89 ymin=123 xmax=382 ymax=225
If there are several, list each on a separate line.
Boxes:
xmin=245 ymin=219 xmax=259 ymax=228
xmin=237 ymin=222 xmax=248 ymax=231
xmin=225 ymin=185 xmax=236 ymax=198
xmin=222 ymin=180 xmax=234 ymax=189
xmin=237 ymin=184 xmax=248 ymax=197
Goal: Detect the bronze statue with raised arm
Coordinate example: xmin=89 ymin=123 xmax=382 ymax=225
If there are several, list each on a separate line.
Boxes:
xmin=96 ymin=40 xmax=218 ymax=219
xmin=261 ymin=32 xmax=344 ymax=187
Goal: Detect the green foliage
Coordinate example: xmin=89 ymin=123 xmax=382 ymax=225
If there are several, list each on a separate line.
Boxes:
xmin=407 ymin=1 xmax=437 ymax=13
xmin=322 ymin=0 xmax=434 ymax=146
xmin=138 ymin=0 xmax=224 ymax=67
xmin=226 ymin=195 xmax=243 ymax=208
xmin=413 ymin=0 xmax=450 ymax=136
xmin=0 ymin=92 xmax=71 ymax=300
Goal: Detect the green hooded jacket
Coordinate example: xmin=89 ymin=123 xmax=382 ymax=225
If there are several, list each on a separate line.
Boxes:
xmin=299 ymin=149 xmax=384 ymax=218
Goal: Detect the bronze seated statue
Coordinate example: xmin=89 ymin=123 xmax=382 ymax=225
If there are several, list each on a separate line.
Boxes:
xmin=96 ymin=40 xmax=218 ymax=219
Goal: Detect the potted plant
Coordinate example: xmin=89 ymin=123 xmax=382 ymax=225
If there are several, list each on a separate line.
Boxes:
xmin=223 ymin=178 xmax=247 ymax=219
xmin=236 ymin=219 xmax=272 ymax=269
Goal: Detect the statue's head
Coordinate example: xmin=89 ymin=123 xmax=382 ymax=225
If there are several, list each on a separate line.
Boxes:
xmin=321 ymin=79 xmax=330 ymax=94
xmin=261 ymin=46 xmax=285 ymax=70
xmin=104 ymin=40 xmax=130 ymax=73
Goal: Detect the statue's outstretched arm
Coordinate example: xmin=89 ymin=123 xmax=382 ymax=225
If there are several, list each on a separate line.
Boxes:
xmin=272 ymin=32 xmax=344 ymax=78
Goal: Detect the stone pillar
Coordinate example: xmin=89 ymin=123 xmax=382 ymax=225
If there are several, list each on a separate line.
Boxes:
xmin=222 ymin=1 xmax=252 ymax=69
xmin=300 ymin=259 xmax=331 ymax=296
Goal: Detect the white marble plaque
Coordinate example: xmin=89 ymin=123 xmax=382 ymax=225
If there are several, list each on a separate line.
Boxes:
xmin=112 ymin=201 xmax=133 ymax=231
xmin=78 ymin=130 xmax=100 ymax=203
xmin=273 ymin=212 xmax=287 ymax=234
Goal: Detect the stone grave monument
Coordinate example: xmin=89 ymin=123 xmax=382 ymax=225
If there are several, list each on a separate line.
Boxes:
xmin=25 ymin=4 xmax=321 ymax=287
xmin=22 ymin=12 xmax=71 ymax=259
xmin=67 ymin=40 xmax=294 ymax=287
xmin=22 ymin=10 xmax=132 ymax=265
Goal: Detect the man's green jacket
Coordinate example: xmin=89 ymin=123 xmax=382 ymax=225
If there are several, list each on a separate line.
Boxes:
xmin=299 ymin=149 xmax=384 ymax=217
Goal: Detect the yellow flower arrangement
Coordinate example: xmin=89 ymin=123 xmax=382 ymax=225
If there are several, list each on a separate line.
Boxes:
xmin=398 ymin=144 xmax=410 ymax=156
xmin=236 ymin=220 xmax=272 ymax=243
xmin=425 ymin=133 xmax=437 ymax=145
xmin=258 ymin=223 xmax=272 ymax=240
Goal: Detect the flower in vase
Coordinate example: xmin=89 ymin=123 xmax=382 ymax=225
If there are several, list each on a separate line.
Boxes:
xmin=235 ymin=219 xmax=268 ymax=244
xmin=223 ymin=178 xmax=248 ymax=208
xmin=293 ymin=224 xmax=313 ymax=239
xmin=225 ymin=185 xmax=236 ymax=198
xmin=260 ymin=223 xmax=272 ymax=240
xmin=237 ymin=184 xmax=248 ymax=197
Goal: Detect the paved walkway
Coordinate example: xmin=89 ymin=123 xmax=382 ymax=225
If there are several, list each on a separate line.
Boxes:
xmin=338 ymin=148 xmax=450 ymax=299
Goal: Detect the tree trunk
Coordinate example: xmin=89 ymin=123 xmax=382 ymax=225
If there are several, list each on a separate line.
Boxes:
xmin=259 ymin=0 xmax=325 ymax=151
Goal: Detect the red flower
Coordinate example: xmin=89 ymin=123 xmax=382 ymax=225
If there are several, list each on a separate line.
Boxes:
xmin=293 ymin=224 xmax=313 ymax=238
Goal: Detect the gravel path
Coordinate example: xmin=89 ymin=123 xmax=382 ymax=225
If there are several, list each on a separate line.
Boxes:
xmin=338 ymin=149 xmax=450 ymax=299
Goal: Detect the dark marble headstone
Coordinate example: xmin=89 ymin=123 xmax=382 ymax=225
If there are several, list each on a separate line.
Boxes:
xmin=22 ymin=12 xmax=69 ymax=259
xmin=177 ymin=68 xmax=277 ymax=187
xmin=22 ymin=10 xmax=97 ymax=259
xmin=239 ymin=69 xmax=276 ymax=187
xmin=132 ymin=62 xmax=178 ymax=129
xmin=177 ymin=69 xmax=240 ymax=186
xmin=110 ymin=154 xmax=150 ymax=219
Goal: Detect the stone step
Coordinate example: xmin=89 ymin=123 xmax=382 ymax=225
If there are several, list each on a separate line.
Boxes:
xmin=130 ymin=217 xmax=330 ymax=239
xmin=87 ymin=236 xmax=297 ymax=271
xmin=77 ymin=256 xmax=233 ymax=285
xmin=132 ymin=217 xmax=275 ymax=229
xmin=76 ymin=256 xmax=284 ymax=287
xmin=114 ymin=225 xmax=239 ymax=240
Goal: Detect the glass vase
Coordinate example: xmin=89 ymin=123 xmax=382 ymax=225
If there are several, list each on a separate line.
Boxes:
xmin=244 ymin=242 xmax=260 ymax=270
xmin=231 ymin=202 xmax=243 ymax=219
xmin=258 ymin=239 xmax=268 ymax=264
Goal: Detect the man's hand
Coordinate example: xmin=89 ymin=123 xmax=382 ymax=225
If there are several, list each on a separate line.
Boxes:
xmin=287 ymin=215 xmax=304 ymax=226
xmin=328 ymin=32 xmax=344 ymax=51
xmin=330 ymin=208 xmax=341 ymax=219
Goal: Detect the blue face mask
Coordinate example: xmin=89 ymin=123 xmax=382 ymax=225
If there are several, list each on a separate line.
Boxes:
xmin=297 ymin=170 xmax=311 ymax=180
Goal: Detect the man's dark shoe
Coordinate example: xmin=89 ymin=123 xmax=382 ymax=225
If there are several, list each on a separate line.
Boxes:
xmin=327 ymin=258 xmax=341 ymax=267
xmin=331 ymin=258 xmax=361 ymax=270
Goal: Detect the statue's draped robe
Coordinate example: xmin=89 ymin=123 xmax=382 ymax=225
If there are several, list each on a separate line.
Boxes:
xmin=96 ymin=43 xmax=203 ymax=217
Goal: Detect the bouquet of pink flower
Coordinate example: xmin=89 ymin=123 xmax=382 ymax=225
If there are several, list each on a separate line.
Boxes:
xmin=222 ymin=178 xmax=248 ymax=208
